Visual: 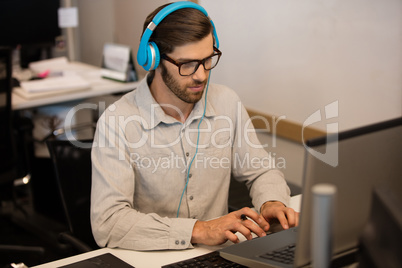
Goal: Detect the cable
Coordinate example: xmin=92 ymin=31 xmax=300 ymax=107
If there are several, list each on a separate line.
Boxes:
xmin=176 ymin=72 xmax=212 ymax=218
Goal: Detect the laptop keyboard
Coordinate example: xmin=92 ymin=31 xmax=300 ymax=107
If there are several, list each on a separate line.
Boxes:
xmin=162 ymin=251 xmax=247 ymax=268
xmin=259 ymin=243 xmax=296 ymax=265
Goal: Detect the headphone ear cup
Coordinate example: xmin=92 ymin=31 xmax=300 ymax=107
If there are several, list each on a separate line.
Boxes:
xmin=143 ymin=41 xmax=160 ymax=71
xmin=151 ymin=42 xmax=160 ymax=70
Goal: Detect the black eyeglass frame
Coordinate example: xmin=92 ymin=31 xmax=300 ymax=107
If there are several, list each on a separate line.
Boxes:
xmin=161 ymin=47 xmax=222 ymax=76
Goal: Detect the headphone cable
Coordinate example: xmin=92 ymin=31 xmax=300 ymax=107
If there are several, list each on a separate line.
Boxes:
xmin=176 ymin=72 xmax=212 ymax=218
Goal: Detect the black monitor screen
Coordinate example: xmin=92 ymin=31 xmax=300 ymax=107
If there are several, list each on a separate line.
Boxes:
xmin=0 ymin=0 xmax=61 ymax=47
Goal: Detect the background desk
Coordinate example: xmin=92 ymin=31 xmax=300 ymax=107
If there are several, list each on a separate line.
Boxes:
xmin=12 ymin=61 xmax=140 ymax=111
xmin=10 ymin=61 xmax=140 ymax=225
xmin=33 ymin=195 xmax=302 ymax=268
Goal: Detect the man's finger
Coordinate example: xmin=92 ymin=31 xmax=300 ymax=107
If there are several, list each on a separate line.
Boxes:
xmin=284 ymin=208 xmax=297 ymax=227
xmin=225 ymin=230 xmax=240 ymax=244
xmin=276 ymin=212 xmax=290 ymax=230
xmin=237 ymin=208 xmax=269 ymax=231
xmin=241 ymin=218 xmax=267 ymax=238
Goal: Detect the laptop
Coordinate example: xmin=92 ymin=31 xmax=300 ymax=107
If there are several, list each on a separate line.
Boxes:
xmin=220 ymin=117 xmax=402 ymax=267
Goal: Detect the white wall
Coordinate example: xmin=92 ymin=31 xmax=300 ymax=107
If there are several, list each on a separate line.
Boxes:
xmin=74 ymin=0 xmax=115 ymax=66
xmin=201 ymin=0 xmax=402 ymax=131
xmin=75 ymin=0 xmax=169 ymax=77
xmin=113 ymin=0 xmax=168 ymax=79
xmin=75 ymin=0 xmax=402 ymax=132
xmin=257 ymin=132 xmax=305 ymax=187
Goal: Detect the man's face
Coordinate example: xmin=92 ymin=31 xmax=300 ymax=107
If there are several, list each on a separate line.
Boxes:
xmin=160 ymin=34 xmax=214 ymax=104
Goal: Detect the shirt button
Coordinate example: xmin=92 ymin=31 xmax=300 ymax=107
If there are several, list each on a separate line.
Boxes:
xmin=189 ymin=196 xmax=194 ymax=200
xmin=186 ymin=152 xmax=189 ymax=157
xmin=175 ymin=240 xmax=179 ymax=245
xmin=188 ymin=174 xmax=192 ymax=178
xmin=181 ymin=240 xmax=186 ymax=245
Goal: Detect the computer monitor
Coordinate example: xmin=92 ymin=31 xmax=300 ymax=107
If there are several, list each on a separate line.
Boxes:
xmin=295 ymin=116 xmax=402 ymax=266
xmin=0 ymin=0 xmax=61 ymax=67
xmin=0 ymin=0 xmax=60 ymax=47
xmin=359 ymin=184 xmax=402 ymax=267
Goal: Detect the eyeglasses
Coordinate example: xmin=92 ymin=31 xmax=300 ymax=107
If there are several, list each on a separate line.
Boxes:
xmin=161 ymin=47 xmax=222 ymax=76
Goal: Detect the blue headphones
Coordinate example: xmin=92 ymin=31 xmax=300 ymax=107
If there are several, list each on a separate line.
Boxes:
xmin=137 ymin=1 xmax=219 ymax=71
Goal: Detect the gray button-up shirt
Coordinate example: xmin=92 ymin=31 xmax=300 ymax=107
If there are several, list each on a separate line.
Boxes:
xmin=91 ymin=76 xmax=290 ymax=251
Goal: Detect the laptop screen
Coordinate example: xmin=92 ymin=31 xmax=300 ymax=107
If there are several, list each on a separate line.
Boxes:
xmin=295 ymin=117 xmax=402 ymax=266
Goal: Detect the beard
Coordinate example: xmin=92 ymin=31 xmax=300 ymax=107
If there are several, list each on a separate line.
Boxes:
xmin=160 ymin=63 xmax=206 ymax=104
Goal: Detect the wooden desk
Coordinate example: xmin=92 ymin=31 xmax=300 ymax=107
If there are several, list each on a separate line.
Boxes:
xmin=12 ymin=62 xmax=140 ymax=110
xmin=32 ymin=195 xmax=302 ymax=268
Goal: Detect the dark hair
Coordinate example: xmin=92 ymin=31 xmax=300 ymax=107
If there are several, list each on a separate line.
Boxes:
xmin=142 ymin=3 xmax=214 ymax=56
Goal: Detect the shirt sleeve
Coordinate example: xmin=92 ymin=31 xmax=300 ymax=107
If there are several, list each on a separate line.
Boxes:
xmin=90 ymin=113 xmax=197 ymax=251
xmin=230 ymin=99 xmax=291 ymax=211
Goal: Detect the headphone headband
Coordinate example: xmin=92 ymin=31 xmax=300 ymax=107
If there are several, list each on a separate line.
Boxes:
xmin=137 ymin=1 xmax=219 ymax=71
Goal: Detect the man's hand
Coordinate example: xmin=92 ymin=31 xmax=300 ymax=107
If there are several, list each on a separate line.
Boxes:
xmin=191 ymin=207 xmax=269 ymax=246
xmin=260 ymin=201 xmax=299 ymax=230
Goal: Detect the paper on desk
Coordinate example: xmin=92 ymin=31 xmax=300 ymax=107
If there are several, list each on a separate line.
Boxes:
xmin=29 ymin=57 xmax=69 ymax=74
xmin=103 ymin=44 xmax=130 ymax=72
xmin=20 ymin=74 xmax=90 ymax=93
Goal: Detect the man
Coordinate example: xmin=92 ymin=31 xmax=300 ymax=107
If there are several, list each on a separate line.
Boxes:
xmin=91 ymin=2 xmax=299 ymax=251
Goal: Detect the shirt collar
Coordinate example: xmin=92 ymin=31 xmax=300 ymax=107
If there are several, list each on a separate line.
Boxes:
xmin=135 ymin=75 xmax=216 ymax=130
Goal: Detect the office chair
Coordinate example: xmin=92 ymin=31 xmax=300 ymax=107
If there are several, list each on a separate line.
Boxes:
xmin=46 ymin=139 xmax=99 ymax=253
xmin=0 ymin=46 xmax=45 ymax=265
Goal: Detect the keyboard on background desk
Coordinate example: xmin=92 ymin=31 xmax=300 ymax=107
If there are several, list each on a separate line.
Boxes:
xmin=162 ymin=251 xmax=246 ymax=268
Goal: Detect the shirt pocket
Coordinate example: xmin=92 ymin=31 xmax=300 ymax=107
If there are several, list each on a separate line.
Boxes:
xmin=131 ymin=151 xmax=188 ymax=202
xmin=131 ymin=152 xmax=186 ymax=178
